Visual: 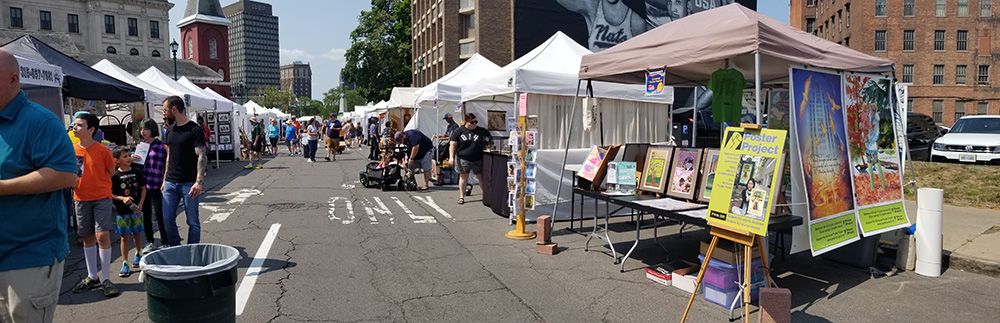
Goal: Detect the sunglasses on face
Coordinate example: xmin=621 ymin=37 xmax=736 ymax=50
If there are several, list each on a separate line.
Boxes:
xmin=469 ymin=120 xmax=478 ymax=124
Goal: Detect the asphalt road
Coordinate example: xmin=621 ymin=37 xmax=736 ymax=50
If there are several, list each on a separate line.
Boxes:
xmin=53 ymin=146 xmax=1000 ymax=322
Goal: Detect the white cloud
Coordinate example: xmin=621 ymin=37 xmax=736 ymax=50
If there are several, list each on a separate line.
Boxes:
xmin=322 ymin=48 xmax=347 ymax=62
xmin=279 ymin=48 xmax=314 ymax=64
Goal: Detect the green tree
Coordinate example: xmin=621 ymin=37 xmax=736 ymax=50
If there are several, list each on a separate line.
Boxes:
xmin=255 ymin=86 xmax=295 ymax=112
xmin=341 ymin=0 xmax=411 ymax=101
xmin=323 ymin=87 xmax=368 ymax=114
xmin=294 ymin=97 xmax=326 ymax=117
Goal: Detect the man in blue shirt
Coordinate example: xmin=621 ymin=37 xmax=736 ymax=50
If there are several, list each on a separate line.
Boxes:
xmin=396 ymin=130 xmax=434 ymax=191
xmin=0 ymin=49 xmax=78 ymax=322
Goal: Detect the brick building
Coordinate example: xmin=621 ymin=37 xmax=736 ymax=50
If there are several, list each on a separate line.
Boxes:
xmin=280 ymin=61 xmax=312 ymax=99
xmin=178 ymin=0 xmax=231 ymax=98
xmin=410 ymin=0 xmax=512 ymax=86
xmin=791 ymin=0 xmax=1000 ymax=125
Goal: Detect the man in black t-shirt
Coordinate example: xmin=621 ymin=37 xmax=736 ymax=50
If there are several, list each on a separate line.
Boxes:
xmin=449 ymin=113 xmax=492 ymax=204
xmin=161 ymin=96 xmax=207 ymax=247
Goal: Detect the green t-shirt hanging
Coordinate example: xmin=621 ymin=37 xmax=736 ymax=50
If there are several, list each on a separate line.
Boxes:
xmin=708 ymin=68 xmax=746 ymax=125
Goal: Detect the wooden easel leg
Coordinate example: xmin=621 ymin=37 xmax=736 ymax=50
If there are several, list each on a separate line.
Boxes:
xmin=743 ymin=242 xmax=752 ymax=323
xmin=680 ymin=235 xmax=718 ymax=323
xmin=757 ymin=236 xmax=775 ymax=288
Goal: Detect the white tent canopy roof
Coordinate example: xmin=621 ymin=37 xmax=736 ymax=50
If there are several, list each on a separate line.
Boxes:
xmin=177 ymin=77 xmax=228 ymax=111
xmin=17 ymin=55 xmax=62 ymax=88
xmin=200 ymin=87 xmax=239 ymax=113
xmin=372 ymin=100 xmax=389 ymax=113
xmin=91 ymin=59 xmax=168 ymax=104
xmin=414 ymin=54 xmax=500 ymax=107
xmin=243 ymin=100 xmax=274 ymax=119
xmin=461 ymin=32 xmax=672 ymax=104
xmin=387 ymin=87 xmax=420 ymax=109
xmin=137 ymin=66 xmax=214 ymax=111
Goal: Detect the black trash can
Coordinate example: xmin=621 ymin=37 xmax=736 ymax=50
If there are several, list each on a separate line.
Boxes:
xmin=140 ymin=243 xmax=241 ymax=323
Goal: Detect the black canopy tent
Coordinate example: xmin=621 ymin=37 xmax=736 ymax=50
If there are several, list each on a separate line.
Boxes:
xmin=2 ymin=35 xmax=144 ymax=103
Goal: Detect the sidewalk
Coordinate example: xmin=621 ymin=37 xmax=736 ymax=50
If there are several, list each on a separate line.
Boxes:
xmin=904 ymin=201 xmax=1000 ymax=277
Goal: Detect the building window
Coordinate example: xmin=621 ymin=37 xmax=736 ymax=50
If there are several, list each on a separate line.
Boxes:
xmin=129 ymin=48 xmax=139 ymax=56
xmin=209 ymin=39 xmax=218 ymax=59
xmin=978 ymin=101 xmax=989 ymax=114
xmin=846 ymin=4 xmax=851 ymax=27
xmin=957 ymin=65 xmax=968 ymax=84
xmin=903 ymin=30 xmax=915 ymax=51
xmin=904 ymin=0 xmax=915 ymax=16
xmin=957 ymin=30 xmax=968 ymax=51
xmin=39 ymin=10 xmax=52 ymax=30
xmin=933 ymin=65 xmax=945 ymax=84
xmin=806 ymin=18 xmax=815 ymax=33
xmin=845 ymin=37 xmax=850 ymax=47
xmin=187 ymin=37 xmax=194 ymax=59
xmin=838 ymin=11 xmax=843 ymax=32
xmin=68 ymin=14 xmax=79 ymax=33
xmin=128 ymin=18 xmax=138 ymax=37
xmin=107 ymin=46 xmax=117 ymax=55
xmin=875 ymin=30 xmax=886 ymax=51
xmin=9 ymin=7 xmax=22 ymax=28
xmin=902 ymin=64 xmax=914 ymax=83
xmin=807 ymin=0 xmax=816 ymax=6
xmin=104 ymin=15 xmax=115 ymax=34
xmin=959 ymin=0 xmax=970 ymax=16
xmin=955 ymin=101 xmax=967 ymax=119
xmin=152 ymin=50 xmax=161 ymax=57
xmin=936 ymin=0 xmax=946 ymax=17
xmin=934 ymin=30 xmax=945 ymax=50
xmin=461 ymin=14 xmax=475 ymax=39
xmin=150 ymin=20 xmax=160 ymax=39
xmin=875 ymin=0 xmax=887 ymax=16
xmin=978 ymin=65 xmax=990 ymax=84
xmin=933 ymin=100 xmax=943 ymax=123
xmin=983 ymin=0 xmax=993 ymax=17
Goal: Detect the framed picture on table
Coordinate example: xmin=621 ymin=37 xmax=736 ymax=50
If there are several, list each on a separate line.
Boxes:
xmin=639 ymin=146 xmax=673 ymax=194
xmin=666 ymin=147 xmax=703 ymax=200
xmin=697 ymin=149 xmax=721 ymax=203
xmin=218 ymin=113 xmax=230 ymax=122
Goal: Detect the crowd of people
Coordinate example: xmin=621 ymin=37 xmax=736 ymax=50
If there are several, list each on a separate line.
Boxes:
xmin=245 ymin=112 xmax=365 ymax=167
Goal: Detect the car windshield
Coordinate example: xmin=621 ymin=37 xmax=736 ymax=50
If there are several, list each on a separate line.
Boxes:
xmin=951 ymin=118 xmax=1000 ymax=134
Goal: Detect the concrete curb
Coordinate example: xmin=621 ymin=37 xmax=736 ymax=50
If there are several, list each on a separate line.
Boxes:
xmin=948 ymin=253 xmax=1000 ymax=278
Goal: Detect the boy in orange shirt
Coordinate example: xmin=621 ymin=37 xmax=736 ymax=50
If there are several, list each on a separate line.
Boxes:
xmin=69 ymin=113 xmax=120 ymax=297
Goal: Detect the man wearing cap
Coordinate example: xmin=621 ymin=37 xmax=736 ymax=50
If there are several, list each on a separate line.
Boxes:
xmin=442 ymin=113 xmax=460 ymax=139
xmin=396 ymin=130 xmax=434 ymax=191
xmin=449 ymin=113 xmax=492 ymax=204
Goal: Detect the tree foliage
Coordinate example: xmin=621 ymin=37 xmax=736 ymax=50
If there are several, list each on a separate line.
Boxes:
xmin=323 ymin=87 xmax=368 ymax=114
xmin=341 ymin=0 xmax=411 ymax=101
xmin=255 ymin=86 xmax=295 ymax=112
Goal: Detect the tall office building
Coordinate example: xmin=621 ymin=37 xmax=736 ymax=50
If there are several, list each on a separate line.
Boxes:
xmin=411 ymin=0 xmax=513 ymax=86
xmin=280 ymin=61 xmax=312 ymax=99
xmin=224 ymin=0 xmax=279 ymax=103
xmin=791 ymin=0 xmax=999 ymax=125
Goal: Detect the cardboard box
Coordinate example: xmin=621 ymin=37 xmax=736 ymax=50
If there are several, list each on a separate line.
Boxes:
xmin=645 ymin=267 xmax=673 ymax=287
xmin=699 ymin=239 xmax=761 ymax=265
xmin=670 ymin=260 xmax=700 ymax=294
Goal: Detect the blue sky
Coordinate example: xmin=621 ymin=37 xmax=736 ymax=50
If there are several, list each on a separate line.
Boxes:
xmin=168 ymin=1 xmax=790 ymax=101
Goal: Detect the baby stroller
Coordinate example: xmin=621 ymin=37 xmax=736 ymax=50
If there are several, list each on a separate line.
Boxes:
xmin=359 ymin=142 xmax=418 ymax=191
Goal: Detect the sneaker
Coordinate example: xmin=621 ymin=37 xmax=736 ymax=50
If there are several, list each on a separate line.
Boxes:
xmin=306 ymin=159 xmax=313 ymax=163
xmin=72 ymin=277 xmax=101 ymax=293
xmin=133 ymin=255 xmax=141 ymax=268
xmin=324 ymin=157 xmax=331 ymax=161
xmin=102 ymin=280 xmax=120 ymax=298
xmin=118 ymin=262 xmax=130 ymax=278
xmin=141 ymin=242 xmax=157 ymax=254
xmin=243 ymin=164 xmax=254 ymax=169
xmin=255 ymin=165 xmax=263 ymax=169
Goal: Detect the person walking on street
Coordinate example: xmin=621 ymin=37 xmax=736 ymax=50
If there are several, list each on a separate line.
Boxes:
xmin=396 ymin=130 xmax=434 ymax=191
xmin=284 ymin=120 xmax=298 ymax=156
xmin=342 ymin=121 xmax=354 ymax=149
xmin=449 ymin=113 xmax=492 ymax=204
xmin=323 ymin=114 xmax=342 ymax=161
xmin=0 ymin=48 xmax=79 ymax=321
xmin=161 ymin=96 xmax=208 ymax=247
xmin=305 ymin=118 xmax=320 ymax=162
xmin=246 ymin=119 xmax=264 ymax=169
xmin=70 ymin=112 xmax=121 ymax=297
xmin=368 ymin=118 xmax=380 ymax=160
xmin=138 ymin=119 xmax=168 ymax=253
xmin=110 ymin=147 xmax=145 ymax=278
xmin=442 ymin=113 xmax=460 ymax=139
xmin=267 ymin=119 xmax=280 ymax=155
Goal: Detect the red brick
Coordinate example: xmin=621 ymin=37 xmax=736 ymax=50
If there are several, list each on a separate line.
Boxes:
xmin=758 ymin=287 xmax=791 ymax=323
xmin=536 ymin=243 xmax=559 ymax=255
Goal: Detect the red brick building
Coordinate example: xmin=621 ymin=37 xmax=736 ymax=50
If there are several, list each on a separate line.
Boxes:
xmin=411 ymin=0 xmax=512 ymax=87
xmin=791 ymin=0 xmax=1000 ymax=125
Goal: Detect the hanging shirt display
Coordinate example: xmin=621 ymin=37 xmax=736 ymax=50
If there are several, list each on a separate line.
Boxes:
xmin=708 ymin=68 xmax=746 ymax=125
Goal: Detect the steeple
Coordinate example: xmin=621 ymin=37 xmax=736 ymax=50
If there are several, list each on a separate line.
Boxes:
xmin=177 ymin=0 xmax=230 ymax=28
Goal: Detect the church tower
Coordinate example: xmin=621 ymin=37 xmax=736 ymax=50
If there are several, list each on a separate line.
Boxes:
xmin=178 ymin=0 xmax=231 ymax=98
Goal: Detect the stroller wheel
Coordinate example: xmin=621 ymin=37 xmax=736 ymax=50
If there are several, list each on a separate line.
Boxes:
xmin=360 ymin=174 xmax=368 ymax=187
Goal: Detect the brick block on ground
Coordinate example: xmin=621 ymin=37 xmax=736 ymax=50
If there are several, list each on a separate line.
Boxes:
xmin=758 ymin=287 xmax=791 ymax=323
xmin=536 ymin=243 xmax=559 ymax=255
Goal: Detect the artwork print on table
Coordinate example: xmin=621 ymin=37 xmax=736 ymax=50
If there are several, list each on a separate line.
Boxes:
xmin=667 ymin=148 xmax=702 ymax=199
xmin=697 ymin=149 xmax=721 ymax=203
xmin=639 ymin=146 xmax=673 ymax=193
xmin=577 ymin=146 xmax=608 ymax=182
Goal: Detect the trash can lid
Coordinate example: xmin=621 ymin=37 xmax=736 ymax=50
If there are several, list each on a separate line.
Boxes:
xmin=140 ymin=243 xmax=241 ymax=280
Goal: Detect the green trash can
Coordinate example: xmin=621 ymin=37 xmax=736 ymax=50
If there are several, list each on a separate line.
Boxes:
xmin=140 ymin=243 xmax=241 ymax=323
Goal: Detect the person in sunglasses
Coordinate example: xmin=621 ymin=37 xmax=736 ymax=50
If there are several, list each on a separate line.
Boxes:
xmin=449 ymin=113 xmax=492 ymax=205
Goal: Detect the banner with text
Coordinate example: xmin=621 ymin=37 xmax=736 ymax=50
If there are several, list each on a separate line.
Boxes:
xmin=707 ymin=127 xmax=787 ymax=236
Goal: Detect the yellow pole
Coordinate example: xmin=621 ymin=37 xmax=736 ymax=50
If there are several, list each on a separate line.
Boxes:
xmin=507 ymin=115 xmax=535 ymax=240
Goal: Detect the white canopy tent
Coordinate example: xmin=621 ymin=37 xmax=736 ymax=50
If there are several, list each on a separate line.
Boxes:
xmin=387 ymin=87 xmax=419 ymax=109
xmin=91 ymin=59 xmax=169 ymax=106
xmin=178 ymin=77 xmax=228 ymax=112
xmin=243 ymin=100 xmax=275 ymax=121
xmin=17 ymin=55 xmax=64 ymax=120
xmin=137 ymin=67 xmax=215 ymax=112
xmin=408 ymin=54 xmax=501 ymax=136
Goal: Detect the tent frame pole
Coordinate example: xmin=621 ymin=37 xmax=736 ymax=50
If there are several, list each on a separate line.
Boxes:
xmin=551 ymin=80 xmax=583 ymax=234
xmin=691 ymin=87 xmax=698 ymax=147
xmin=754 ymin=51 xmax=762 ymax=124
xmin=214 ymin=106 xmax=220 ymax=168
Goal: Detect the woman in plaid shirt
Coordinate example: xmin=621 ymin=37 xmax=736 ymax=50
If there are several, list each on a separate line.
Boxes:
xmin=139 ymin=119 xmax=168 ymax=252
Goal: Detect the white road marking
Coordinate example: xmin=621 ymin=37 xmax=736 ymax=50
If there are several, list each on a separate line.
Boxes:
xmin=392 ymin=196 xmax=436 ymax=224
xmin=343 ymin=200 xmax=356 ymax=224
xmin=327 ymin=197 xmax=342 ymax=222
xmin=371 ymin=197 xmax=395 ymax=224
xmin=236 ymin=223 xmax=281 ymax=316
xmin=413 ymin=196 xmax=454 ymax=222
xmin=364 ymin=206 xmax=378 ymax=224
xmin=204 ymin=189 xmax=262 ymax=223
xmin=341 ymin=184 xmax=356 ymax=189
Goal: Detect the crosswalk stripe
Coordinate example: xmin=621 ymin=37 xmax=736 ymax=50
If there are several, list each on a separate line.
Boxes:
xmin=413 ymin=196 xmax=454 ymax=222
xmin=392 ymin=196 xmax=436 ymax=224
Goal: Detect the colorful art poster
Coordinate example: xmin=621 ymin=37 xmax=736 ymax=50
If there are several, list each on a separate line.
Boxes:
xmin=666 ymin=148 xmax=702 ymax=200
xmin=790 ymin=67 xmax=860 ymax=255
xmin=844 ymin=74 xmax=910 ymax=236
xmin=707 ymin=127 xmax=787 ymax=236
xmin=577 ymin=146 xmax=607 ymax=183
xmin=741 ymin=90 xmax=758 ymax=124
xmin=616 ymin=161 xmax=637 ymax=187
xmin=893 ymin=83 xmax=909 ymax=172
xmin=640 ymin=147 xmax=672 ymax=193
xmin=697 ymin=149 xmax=721 ymax=203
xmin=525 ymin=131 xmax=538 ymax=148
xmin=646 ymin=69 xmax=666 ymax=96
xmin=767 ymin=89 xmax=790 ymax=131
xmin=518 ymin=93 xmax=528 ymax=116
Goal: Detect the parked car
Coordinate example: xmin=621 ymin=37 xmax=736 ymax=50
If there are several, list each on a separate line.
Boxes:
xmin=931 ymin=115 xmax=1000 ymax=163
xmin=906 ymin=112 xmax=944 ymax=161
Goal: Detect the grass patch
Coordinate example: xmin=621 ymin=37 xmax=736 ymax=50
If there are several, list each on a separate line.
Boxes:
xmin=902 ymin=161 xmax=1000 ymax=209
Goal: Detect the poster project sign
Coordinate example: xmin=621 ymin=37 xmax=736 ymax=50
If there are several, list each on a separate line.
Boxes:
xmin=790 ymin=67 xmax=860 ymax=255
xmin=844 ymin=74 xmax=910 ymax=236
xmin=707 ymin=127 xmax=787 ymax=236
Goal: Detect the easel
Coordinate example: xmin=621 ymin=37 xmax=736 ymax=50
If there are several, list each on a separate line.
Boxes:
xmin=680 ymin=226 xmax=774 ymax=323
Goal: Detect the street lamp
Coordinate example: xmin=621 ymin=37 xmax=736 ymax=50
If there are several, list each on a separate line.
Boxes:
xmin=416 ymin=58 xmax=424 ymax=86
xmin=169 ymin=39 xmax=179 ymax=80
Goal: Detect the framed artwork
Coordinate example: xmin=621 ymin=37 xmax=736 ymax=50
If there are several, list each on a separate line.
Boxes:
xmin=219 ymin=124 xmax=231 ymax=134
xmin=666 ymin=148 xmax=703 ymax=200
xmin=576 ymin=145 xmax=621 ymax=189
xmin=218 ymin=113 xmax=230 ymax=122
xmin=488 ymin=110 xmax=507 ymax=131
xmin=622 ymin=143 xmax=651 ymax=172
xmin=639 ymin=146 xmax=673 ymax=193
xmin=207 ymin=113 xmax=215 ymax=123
xmin=697 ymin=149 xmax=721 ymax=203
xmin=220 ymin=135 xmax=231 ymax=144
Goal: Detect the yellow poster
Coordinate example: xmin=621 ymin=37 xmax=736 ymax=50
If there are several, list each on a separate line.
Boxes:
xmin=707 ymin=127 xmax=788 ymax=236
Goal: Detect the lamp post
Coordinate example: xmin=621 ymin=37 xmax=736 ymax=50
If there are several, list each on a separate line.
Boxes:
xmin=169 ymin=39 xmax=179 ymax=80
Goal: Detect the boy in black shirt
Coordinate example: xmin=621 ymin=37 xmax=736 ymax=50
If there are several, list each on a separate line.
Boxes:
xmin=111 ymin=147 xmax=145 ymax=277
xmin=449 ymin=113 xmax=492 ymax=204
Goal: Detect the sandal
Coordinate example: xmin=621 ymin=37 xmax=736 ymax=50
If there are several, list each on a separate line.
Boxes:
xmin=420 ymin=186 xmax=430 ymax=192
xmin=458 ymin=198 xmax=465 ymax=205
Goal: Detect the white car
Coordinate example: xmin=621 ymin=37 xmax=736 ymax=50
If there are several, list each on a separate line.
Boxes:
xmin=931 ymin=115 xmax=1000 ymax=163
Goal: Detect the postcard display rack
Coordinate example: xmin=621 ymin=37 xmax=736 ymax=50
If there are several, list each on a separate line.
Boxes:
xmin=506 ymin=93 xmax=538 ymax=240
